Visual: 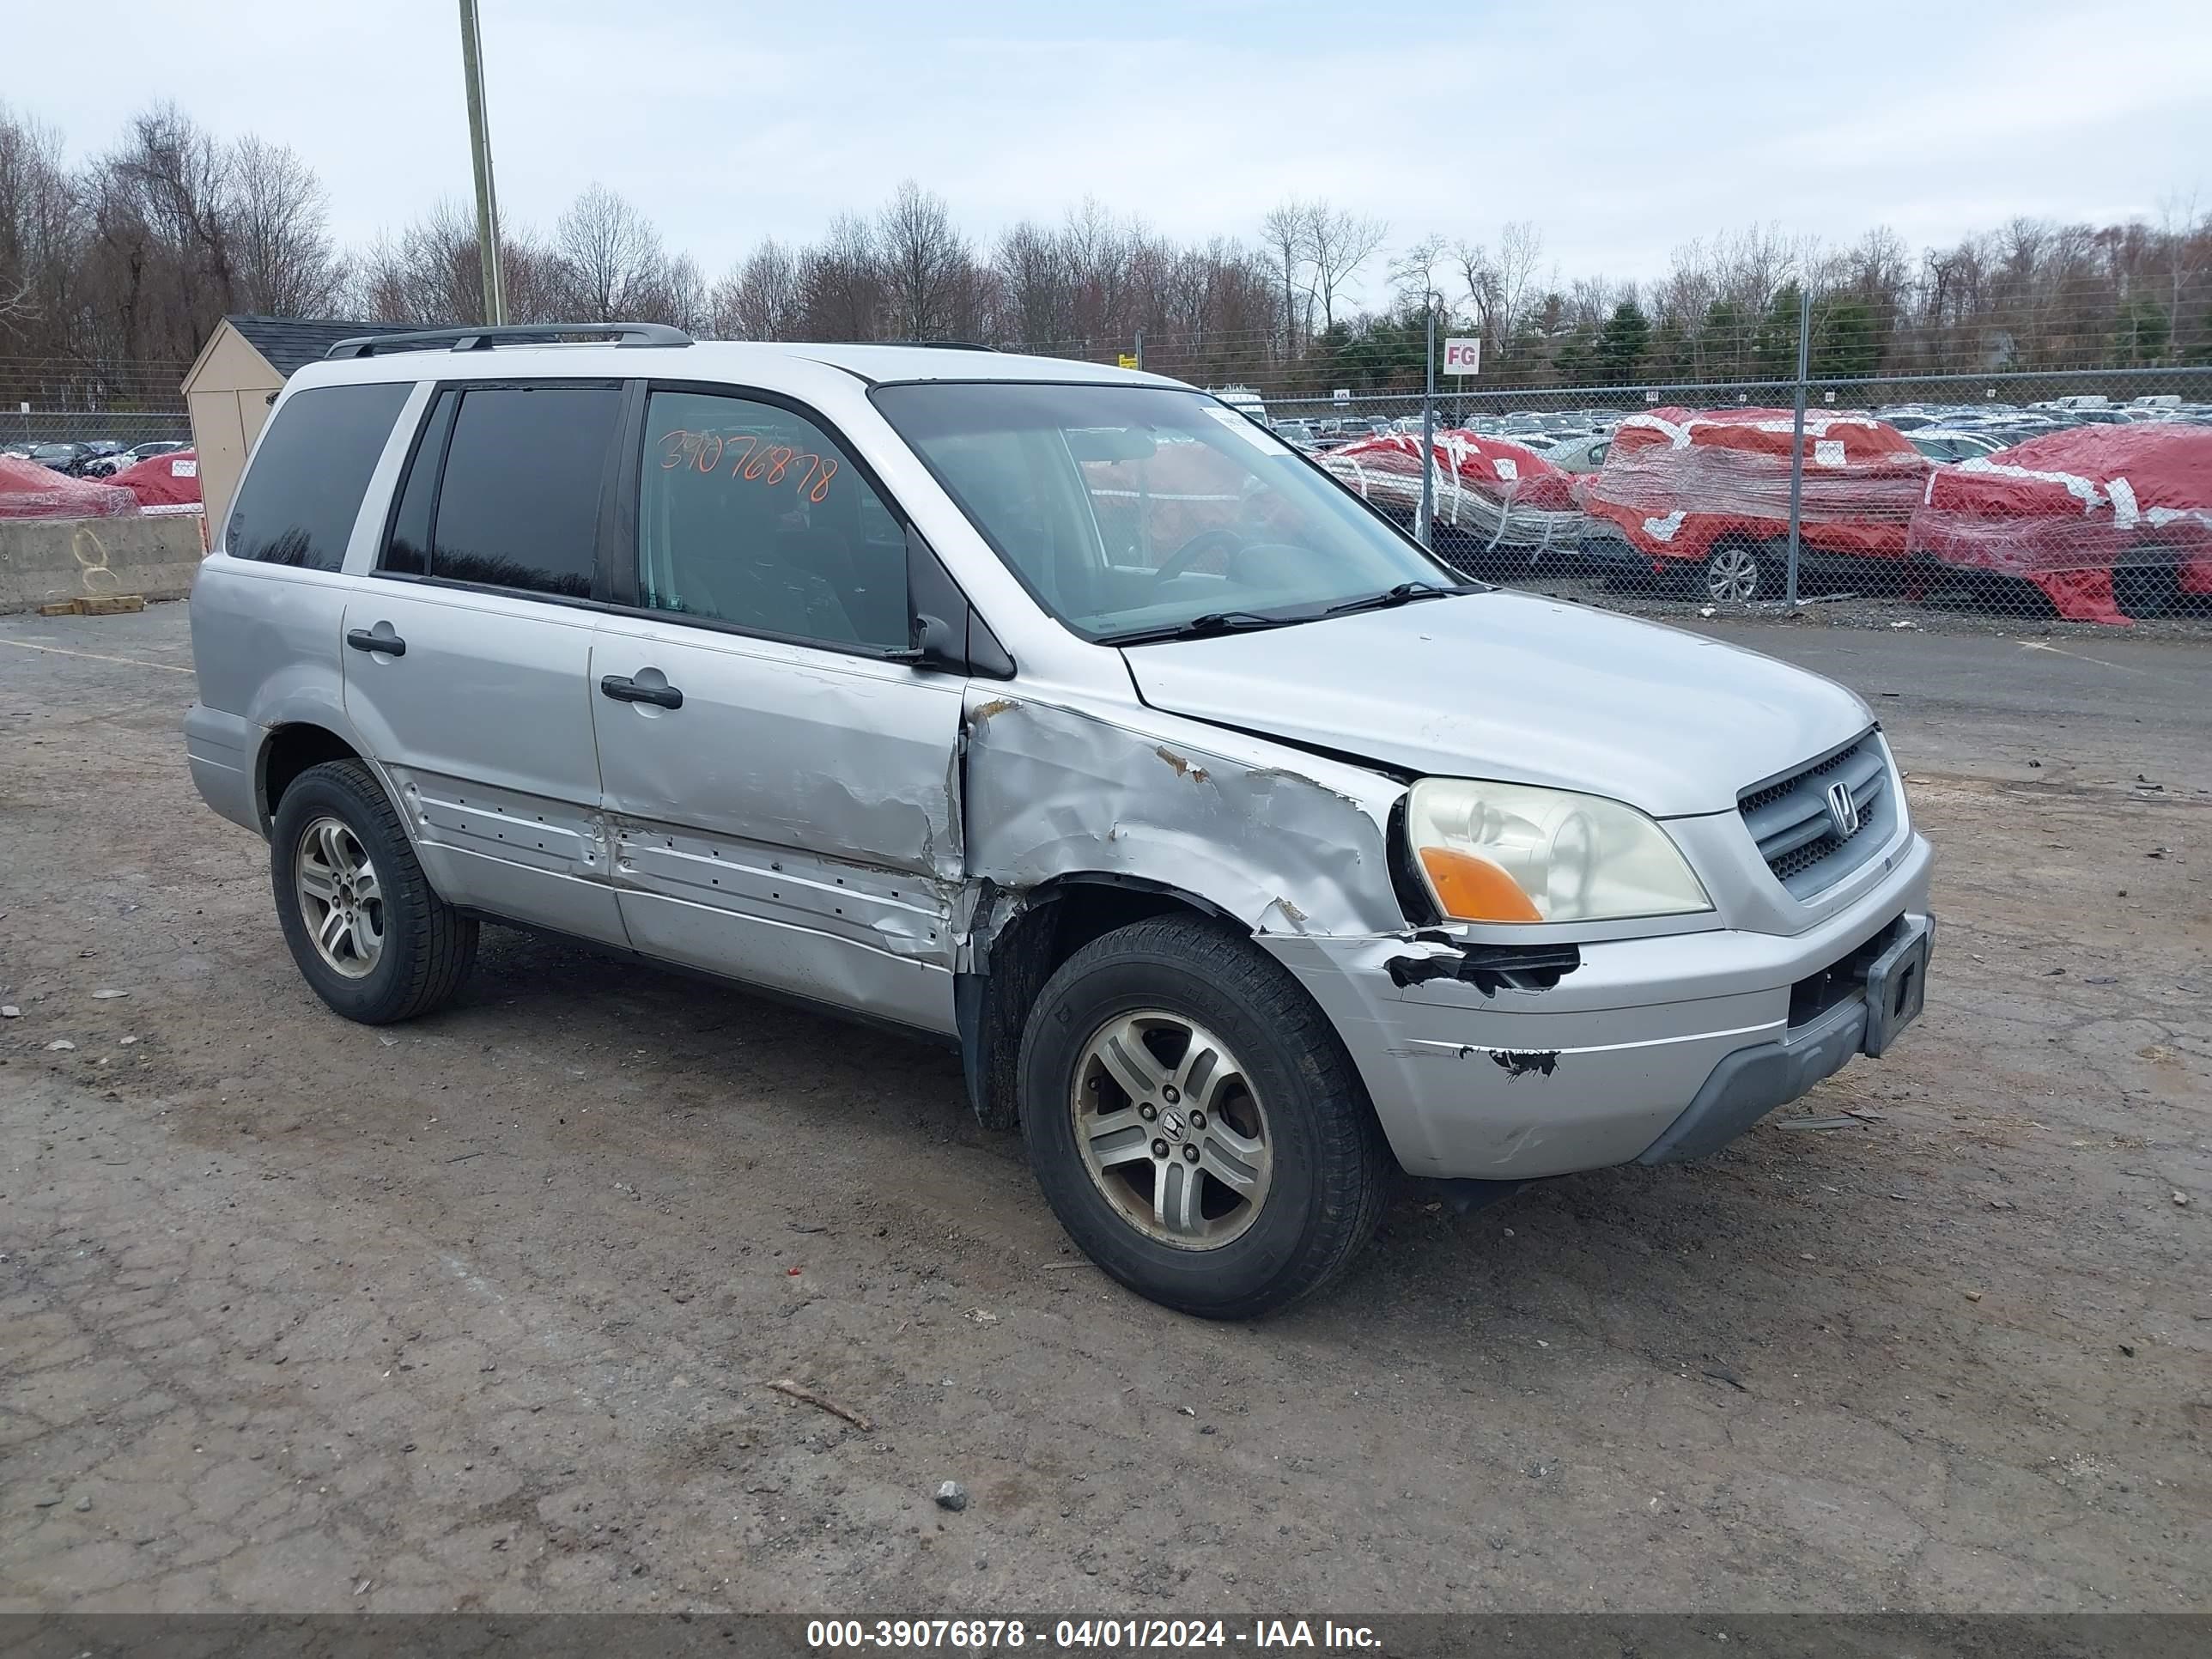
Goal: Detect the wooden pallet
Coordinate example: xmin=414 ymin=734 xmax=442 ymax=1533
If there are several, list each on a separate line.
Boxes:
xmin=37 ymin=595 xmax=146 ymax=617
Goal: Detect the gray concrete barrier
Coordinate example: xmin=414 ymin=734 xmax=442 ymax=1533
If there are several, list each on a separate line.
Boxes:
xmin=0 ymin=514 xmax=207 ymax=615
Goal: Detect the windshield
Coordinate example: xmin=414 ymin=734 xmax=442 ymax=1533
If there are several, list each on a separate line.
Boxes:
xmin=872 ymin=382 xmax=1461 ymax=642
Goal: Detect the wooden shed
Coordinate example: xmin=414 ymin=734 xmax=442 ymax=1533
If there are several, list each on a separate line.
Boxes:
xmin=182 ymin=316 xmax=422 ymax=532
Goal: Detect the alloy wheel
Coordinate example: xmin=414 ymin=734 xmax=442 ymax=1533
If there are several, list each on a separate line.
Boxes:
xmin=294 ymin=816 xmax=385 ymax=979
xmin=1071 ymin=1011 xmax=1273 ymax=1249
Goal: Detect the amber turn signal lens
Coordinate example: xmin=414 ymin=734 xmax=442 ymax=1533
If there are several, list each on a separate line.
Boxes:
xmin=1417 ymin=846 xmax=1543 ymax=923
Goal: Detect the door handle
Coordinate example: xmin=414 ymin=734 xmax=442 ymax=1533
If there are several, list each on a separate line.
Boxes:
xmin=599 ymin=673 xmax=683 ymax=710
xmin=346 ymin=628 xmax=405 ymax=657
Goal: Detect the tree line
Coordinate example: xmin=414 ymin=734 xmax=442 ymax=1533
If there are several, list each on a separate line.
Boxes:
xmin=3 ymin=100 xmax=2207 ymax=411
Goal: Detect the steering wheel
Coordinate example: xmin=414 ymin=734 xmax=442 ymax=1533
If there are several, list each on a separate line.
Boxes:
xmin=1148 ymin=526 xmax=1248 ymax=587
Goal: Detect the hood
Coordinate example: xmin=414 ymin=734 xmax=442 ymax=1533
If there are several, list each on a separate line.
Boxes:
xmin=1121 ymin=590 xmax=1871 ymax=817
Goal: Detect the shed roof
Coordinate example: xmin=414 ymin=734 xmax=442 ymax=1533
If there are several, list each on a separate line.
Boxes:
xmin=223 ymin=315 xmax=426 ymax=378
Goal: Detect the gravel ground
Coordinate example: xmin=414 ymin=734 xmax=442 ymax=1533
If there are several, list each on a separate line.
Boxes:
xmin=0 ymin=603 xmax=2206 ymax=1614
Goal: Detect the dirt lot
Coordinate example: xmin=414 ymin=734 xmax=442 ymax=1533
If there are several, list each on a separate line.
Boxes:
xmin=1 ymin=603 xmax=2206 ymax=1614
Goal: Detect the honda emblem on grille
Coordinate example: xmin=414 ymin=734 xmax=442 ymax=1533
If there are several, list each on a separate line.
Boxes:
xmin=1824 ymin=780 xmax=1861 ymax=839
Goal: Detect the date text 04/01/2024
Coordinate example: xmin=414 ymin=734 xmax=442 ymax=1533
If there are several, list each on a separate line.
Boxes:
xmin=804 ymin=1619 xmax=1382 ymax=1650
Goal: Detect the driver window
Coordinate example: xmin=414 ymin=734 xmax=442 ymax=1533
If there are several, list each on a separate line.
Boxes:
xmin=637 ymin=391 xmax=908 ymax=652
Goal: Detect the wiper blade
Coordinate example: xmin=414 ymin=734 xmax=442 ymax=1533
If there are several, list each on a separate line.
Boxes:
xmin=1323 ymin=580 xmax=1462 ymax=617
xmin=1101 ymin=610 xmax=1303 ymax=647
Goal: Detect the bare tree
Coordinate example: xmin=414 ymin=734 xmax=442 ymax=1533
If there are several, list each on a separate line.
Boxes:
xmin=1389 ymin=232 xmax=1449 ymax=307
xmin=2159 ymin=189 xmax=2203 ymax=362
xmin=712 ymin=239 xmax=802 ymax=339
xmin=0 ymin=106 xmax=76 ymax=337
xmin=991 ymin=219 xmax=1067 ymax=347
xmin=878 ymin=179 xmax=969 ymax=339
xmin=228 ymin=135 xmax=340 ymax=314
xmin=1491 ymin=221 xmax=1544 ymax=353
xmin=356 ymin=199 xmax=483 ymax=325
xmin=658 ymin=252 xmax=708 ymax=333
xmin=1302 ymin=201 xmax=1386 ymax=332
xmin=555 ymin=183 xmax=668 ymax=321
xmin=1259 ymin=198 xmax=1310 ymax=356
xmin=798 ymin=212 xmax=883 ymax=339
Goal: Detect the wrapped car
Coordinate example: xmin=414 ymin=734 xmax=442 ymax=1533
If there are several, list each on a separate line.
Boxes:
xmin=1577 ymin=408 xmax=1931 ymax=602
xmin=1316 ymin=429 xmax=1588 ymax=572
xmin=1907 ymin=422 xmax=2212 ymax=624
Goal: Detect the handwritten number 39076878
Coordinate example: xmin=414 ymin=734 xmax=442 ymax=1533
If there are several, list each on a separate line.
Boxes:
xmin=659 ymin=428 xmax=839 ymax=504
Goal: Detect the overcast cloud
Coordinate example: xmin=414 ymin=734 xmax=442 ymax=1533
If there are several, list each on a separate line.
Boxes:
xmin=10 ymin=0 xmax=2208 ymax=306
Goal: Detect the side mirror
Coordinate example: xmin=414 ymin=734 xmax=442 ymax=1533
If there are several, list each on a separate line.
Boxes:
xmin=909 ymin=611 xmax=966 ymax=673
xmin=897 ymin=524 xmax=1016 ymax=679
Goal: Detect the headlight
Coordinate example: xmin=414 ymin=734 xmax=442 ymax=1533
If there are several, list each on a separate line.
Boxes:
xmin=1406 ymin=778 xmax=1711 ymax=925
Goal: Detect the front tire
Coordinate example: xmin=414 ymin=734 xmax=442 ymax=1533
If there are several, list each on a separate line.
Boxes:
xmin=1018 ymin=916 xmax=1390 ymax=1318
xmin=270 ymin=759 xmax=477 ymax=1024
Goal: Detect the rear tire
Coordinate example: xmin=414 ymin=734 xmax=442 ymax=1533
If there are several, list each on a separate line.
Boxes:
xmin=270 ymin=759 xmax=477 ymax=1024
xmin=1018 ymin=915 xmax=1391 ymax=1319
xmin=2113 ymin=556 xmax=2180 ymax=620
xmin=1701 ymin=536 xmax=1767 ymax=604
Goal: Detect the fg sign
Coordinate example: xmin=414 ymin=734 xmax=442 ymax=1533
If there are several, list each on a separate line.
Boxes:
xmin=1443 ymin=337 xmax=1482 ymax=375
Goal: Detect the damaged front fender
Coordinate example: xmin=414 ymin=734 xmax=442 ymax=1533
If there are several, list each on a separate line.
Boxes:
xmin=959 ymin=696 xmax=1408 ymax=943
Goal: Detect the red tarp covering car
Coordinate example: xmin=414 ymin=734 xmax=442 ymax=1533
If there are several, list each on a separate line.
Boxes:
xmin=1315 ymin=430 xmax=1594 ymax=561
xmin=1908 ymin=422 xmax=2212 ymax=624
xmin=110 ymin=448 xmax=204 ymax=513
xmin=0 ymin=454 xmax=141 ymax=520
xmin=1318 ymin=429 xmax=1580 ymax=513
xmin=1577 ymin=407 xmax=1930 ymax=565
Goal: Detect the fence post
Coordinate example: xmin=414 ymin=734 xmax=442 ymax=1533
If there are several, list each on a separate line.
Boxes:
xmin=1785 ymin=284 xmax=1811 ymax=605
xmin=1418 ymin=295 xmax=1437 ymax=549
xmin=1133 ymin=328 xmax=1143 ymax=371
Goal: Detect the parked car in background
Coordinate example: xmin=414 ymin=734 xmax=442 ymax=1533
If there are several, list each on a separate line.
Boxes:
xmin=1271 ymin=419 xmax=1321 ymax=450
xmin=184 ymin=325 xmax=1934 ymax=1317
xmin=1911 ymin=421 xmax=2212 ymax=624
xmin=1579 ymin=407 xmax=1932 ymax=603
xmin=84 ymin=439 xmax=190 ymax=478
xmin=1907 ymin=429 xmax=2007 ymax=464
xmin=1209 ymin=385 xmax=1268 ymax=427
xmin=1543 ymin=433 xmax=1613 ymax=474
xmin=27 ymin=441 xmax=94 ymax=475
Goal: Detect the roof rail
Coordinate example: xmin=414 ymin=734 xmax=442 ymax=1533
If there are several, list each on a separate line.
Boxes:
xmin=878 ymin=339 xmax=999 ymax=352
xmin=325 ymin=322 xmax=693 ymax=361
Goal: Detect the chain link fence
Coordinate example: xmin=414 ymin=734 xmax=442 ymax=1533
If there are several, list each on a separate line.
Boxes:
xmin=2 ymin=357 xmax=194 ymax=482
xmin=1014 ymin=296 xmax=2212 ymax=633
xmin=9 ymin=308 xmax=2209 ymax=632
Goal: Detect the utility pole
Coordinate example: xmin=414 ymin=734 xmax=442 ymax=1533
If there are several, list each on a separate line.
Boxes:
xmin=1784 ymin=283 xmax=1811 ymax=605
xmin=1417 ymin=293 xmax=1438 ymax=548
xmin=459 ymin=0 xmax=507 ymax=327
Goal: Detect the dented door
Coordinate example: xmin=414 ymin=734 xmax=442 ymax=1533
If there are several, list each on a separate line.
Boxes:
xmin=588 ymin=616 xmax=966 ymax=1034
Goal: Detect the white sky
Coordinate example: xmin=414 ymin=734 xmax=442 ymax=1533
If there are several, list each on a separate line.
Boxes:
xmin=11 ymin=0 xmax=2209 ymax=307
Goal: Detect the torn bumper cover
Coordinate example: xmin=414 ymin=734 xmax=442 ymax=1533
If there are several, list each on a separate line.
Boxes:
xmin=1261 ymin=836 xmax=1933 ymax=1181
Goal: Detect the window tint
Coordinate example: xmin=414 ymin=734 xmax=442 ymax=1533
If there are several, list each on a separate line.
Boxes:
xmin=637 ymin=391 xmax=907 ymax=651
xmin=429 ymin=385 xmax=621 ymax=598
xmin=380 ymin=389 xmax=457 ymax=577
xmin=227 ymin=380 xmax=410 ymax=570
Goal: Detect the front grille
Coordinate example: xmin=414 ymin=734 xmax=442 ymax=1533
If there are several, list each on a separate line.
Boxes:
xmin=1740 ymin=733 xmax=1893 ymax=899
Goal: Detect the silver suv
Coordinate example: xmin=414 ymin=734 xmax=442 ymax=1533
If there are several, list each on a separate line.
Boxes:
xmin=185 ymin=324 xmax=1933 ymax=1317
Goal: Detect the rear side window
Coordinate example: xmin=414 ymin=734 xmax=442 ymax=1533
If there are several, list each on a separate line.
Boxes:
xmin=227 ymin=381 xmax=410 ymax=570
xmin=416 ymin=385 xmax=621 ymax=598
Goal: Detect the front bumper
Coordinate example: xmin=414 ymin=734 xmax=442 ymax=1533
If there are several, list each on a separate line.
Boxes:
xmin=1261 ymin=831 xmax=1934 ymax=1180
